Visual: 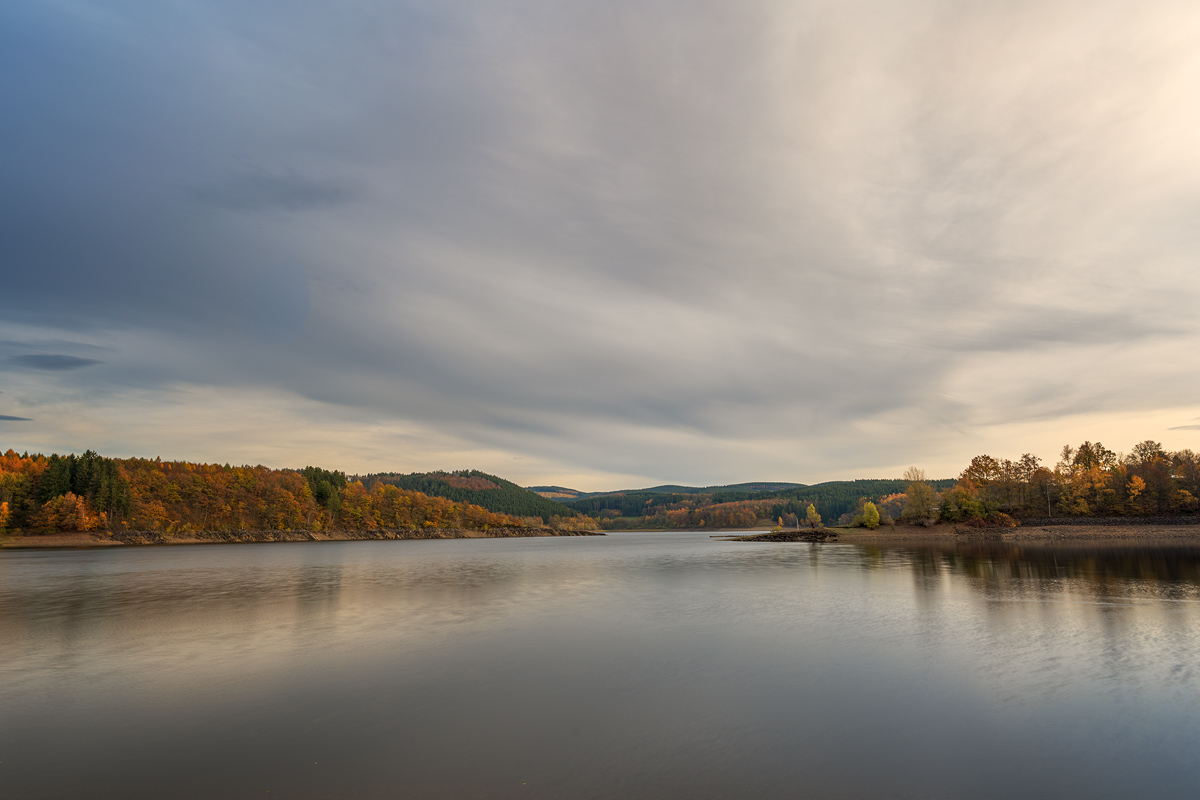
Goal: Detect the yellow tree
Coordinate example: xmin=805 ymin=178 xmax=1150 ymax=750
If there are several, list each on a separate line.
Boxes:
xmin=1127 ymin=475 xmax=1147 ymax=515
xmin=860 ymin=502 xmax=880 ymax=530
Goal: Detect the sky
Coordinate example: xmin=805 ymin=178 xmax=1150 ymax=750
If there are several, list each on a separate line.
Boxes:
xmin=3 ymin=0 xmax=1200 ymax=491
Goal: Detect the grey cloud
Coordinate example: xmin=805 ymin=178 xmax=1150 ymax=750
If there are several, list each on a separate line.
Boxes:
xmin=1169 ymin=425 xmax=1200 ymax=431
xmin=186 ymin=170 xmax=360 ymax=213
xmin=0 ymin=339 xmax=108 ymax=354
xmin=933 ymin=307 xmax=1176 ymax=354
xmin=10 ymin=355 xmax=101 ymax=371
xmin=0 ymin=415 xmax=33 ymax=422
xmin=3 ymin=0 xmax=1200 ymax=483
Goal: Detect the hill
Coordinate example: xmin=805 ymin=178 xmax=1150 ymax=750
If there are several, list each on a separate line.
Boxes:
xmin=527 ymin=485 xmax=585 ymax=500
xmin=625 ymin=481 xmax=806 ymax=495
xmin=363 ymin=470 xmax=578 ymax=522
xmin=560 ymin=478 xmax=955 ymax=525
xmin=0 ymin=451 xmax=536 ymax=535
xmin=761 ymin=478 xmax=958 ymax=522
xmin=536 ymin=481 xmax=807 ymax=504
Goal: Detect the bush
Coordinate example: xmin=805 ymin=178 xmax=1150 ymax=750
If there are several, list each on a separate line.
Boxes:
xmin=940 ymin=486 xmax=986 ymax=523
xmin=961 ymin=511 xmax=1019 ymax=528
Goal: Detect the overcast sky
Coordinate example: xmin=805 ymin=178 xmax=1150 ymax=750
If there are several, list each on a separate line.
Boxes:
xmin=3 ymin=0 xmax=1200 ymax=490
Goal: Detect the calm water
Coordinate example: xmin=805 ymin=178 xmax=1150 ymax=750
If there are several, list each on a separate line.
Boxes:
xmin=3 ymin=531 xmax=1200 ymax=799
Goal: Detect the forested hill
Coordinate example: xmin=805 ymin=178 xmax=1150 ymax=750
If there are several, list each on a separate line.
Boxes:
xmin=0 ymin=451 xmax=539 ymax=535
xmin=561 ymin=478 xmax=956 ymax=525
xmin=534 ymin=481 xmax=806 ymax=503
xmin=765 ymin=478 xmax=958 ymax=522
xmin=607 ymin=482 xmax=807 ymax=496
xmin=361 ymin=470 xmax=576 ymax=522
xmin=527 ymin=485 xmax=584 ymax=499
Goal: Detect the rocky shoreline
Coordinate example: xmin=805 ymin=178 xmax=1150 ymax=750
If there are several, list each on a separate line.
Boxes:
xmin=0 ymin=527 xmax=604 ymax=548
xmin=1010 ymin=515 xmax=1200 ymax=527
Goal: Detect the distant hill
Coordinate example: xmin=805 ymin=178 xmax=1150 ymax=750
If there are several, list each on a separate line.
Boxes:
xmin=768 ymin=478 xmax=957 ymax=522
xmin=363 ymin=470 xmax=576 ymax=522
xmin=629 ymin=482 xmax=806 ymax=495
xmin=536 ymin=481 xmax=807 ymax=503
xmin=527 ymin=485 xmax=585 ymax=500
xmin=715 ymin=482 xmax=807 ymax=493
xmin=562 ymin=482 xmax=800 ymax=517
xmin=559 ymin=478 xmax=954 ymax=522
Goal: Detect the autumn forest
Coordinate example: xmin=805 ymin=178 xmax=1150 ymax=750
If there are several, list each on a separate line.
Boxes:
xmin=0 ymin=451 xmax=595 ymax=536
xmin=1 ymin=439 xmax=1198 ymax=537
xmin=566 ymin=441 xmax=1200 ymax=531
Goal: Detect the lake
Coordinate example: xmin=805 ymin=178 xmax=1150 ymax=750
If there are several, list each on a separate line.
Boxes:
xmin=3 ymin=531 xmax=1200 ymax=799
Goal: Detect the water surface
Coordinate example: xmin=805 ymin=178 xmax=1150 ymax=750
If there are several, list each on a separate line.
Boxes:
xmin=3 ymin=531 xmax=1199 ymax=799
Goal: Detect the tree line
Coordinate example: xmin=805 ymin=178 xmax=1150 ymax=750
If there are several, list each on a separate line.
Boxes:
xmin=7 ymin=438 xmax=1193 ymax=536
xmin=566 ymin=479 xmax=958 ymax=530
xmin=925 ymin=440 xmax=1200 ymax=524
xmin=563 ymin=440 xmax=1200 ymax=531
xmin=831 ymin=441 xmax=1200 ymax=530
xmin=0 ymin=450 xmax=545 ymax=535
xmin=362 ymin=469 xmax=577 ymax=522
xmin=595 ymin=498 xmax=784 ymax=530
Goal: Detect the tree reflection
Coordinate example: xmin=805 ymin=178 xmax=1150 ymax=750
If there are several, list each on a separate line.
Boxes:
xmin=849 ymin=542 xmax=1200 ymax=602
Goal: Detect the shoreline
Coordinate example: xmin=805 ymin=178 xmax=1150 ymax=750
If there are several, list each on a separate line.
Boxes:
xmin=712 ymin=518 xmax=1200 ymax=546
xmin=829 ymin=521 xmax=1200 ymax=545
xmin=7 ymin=521 xmax=1200 ymax=550
xmin=0 ymin=527 xmax=604 ymax=549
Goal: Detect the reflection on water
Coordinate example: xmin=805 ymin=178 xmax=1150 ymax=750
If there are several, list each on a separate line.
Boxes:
xmin=855 ymin=541 xmax=1200 ymax=598
xmin=2 ymin=533 xmax=1200 ymax=799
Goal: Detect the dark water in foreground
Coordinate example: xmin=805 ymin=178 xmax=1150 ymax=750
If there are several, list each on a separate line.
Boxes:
xmin=3 ymin=532 xmax=1200 ymax=800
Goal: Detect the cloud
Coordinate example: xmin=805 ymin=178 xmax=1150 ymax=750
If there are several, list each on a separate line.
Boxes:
xmin=185 ymin=170 xmax=360 ymax=213
xmin=0 ymin=415 xmax=33 ymax=422
xmin=1169 ymin=425 xmax=1200 ymax=431
xmin=9 ymin=355 xmax=101 ymax=371
xmin=2 ymin=0 xmax=1200 ymax=486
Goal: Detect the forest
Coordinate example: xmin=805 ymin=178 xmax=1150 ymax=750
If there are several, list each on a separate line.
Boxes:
xmin=563 ymin=479 xmax=958 ymax=528
xmin=3 ymin=439 xmax=1197 ymax=537
xmin=0 ymin=450 xmax=581 ymax=535
xmin=362 ymin=470 xmax=575 ymax=522
xmin=561 ymin=440 xmax=1200 ymax=530
xmin=929 ymin=441 xmax=1200 ymax=523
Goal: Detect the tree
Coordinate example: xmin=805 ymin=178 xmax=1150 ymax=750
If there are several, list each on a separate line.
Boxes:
xmin=1072 ymin=441 xmax=1116 ymax=470
xmin=805 ymin=503 xmax=822 ymax=529
xmin=940 ymin=483 xmax=985 ymax=522
xmin=1031 ymin=467 xmax=1056 ymax=517
xmin=1015 ymin=453 xmax=1041 ymax=507
xmin=901 ymin=467 xmax=936 ymax=525
xmin=1127 ymin=475 xmax=1147 ymax=514
xmin=859 ymin=502 xmax=880 ymax=530
xmin=901 ymin=480 xmax=937 ymax=524
xmin=1131 ymin=440 xmax=1166 ymax=466
xmin=962 ymin=455 xmax=1000 ymax=487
